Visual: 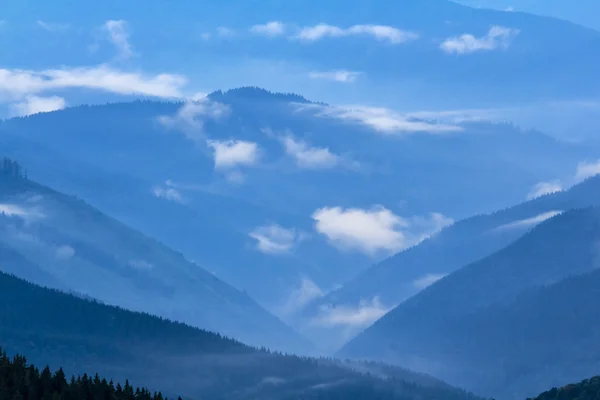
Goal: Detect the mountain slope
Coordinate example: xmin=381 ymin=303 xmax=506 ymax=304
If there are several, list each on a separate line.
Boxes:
xmin=339 ymin=207 xmax=600 ymax=399
xmin=2 ymin=95 xmax=598 ymax=347
xmin=0 ymin=270 xmax=482 ymax=400
xmin=530 ymin=376 xmax=600 ymax=400
xmin=306 ymin=174 xmax=600 ymax=347
xmin=0 ymin=163 xmax=310 ymax=354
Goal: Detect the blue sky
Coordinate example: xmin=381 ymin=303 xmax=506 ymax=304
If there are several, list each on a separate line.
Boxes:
xmin=1 ymin=0 xmax=600 ymax=139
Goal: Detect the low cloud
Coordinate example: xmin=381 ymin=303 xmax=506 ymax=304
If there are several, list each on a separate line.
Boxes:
xmin=152 ymin=185 xmax=185 ymax=203
xmin=55 ymin=245 xmax=75 ymax=260
xmin=217 ymin=26 xmax=236 ymax=37
xmin=157 ymin=98 xmax=230 ymax=142
xmin=304 ymin=104 xmax=462 ymax=134
xmin=104 ymin=20 xmax=134 ymax=59
xmin=295 ymin=24 xmax=418 ymax=44
xmin=493 ymin=210 xmax=563 ymax=232
xmin=0 ymin=65 xmax=187 ymax=101
xmin=575 ymin=160 xmax=600 ymax=183
xmin=280 ymin=136 xmax=341 ymax=169
xmin=278 ymin=278 xmax=324 ymax=316
xmin=526 ymin=181 xmax=563 ymax=200
xmin=312 ymin=206 xmax=452 ymax=255
xmin=441 ymin=25 xmax=519 ymax=54
xmin=128 ymin=259 xmax=154 ymax=270
xmin=207 ymin=140 xmax=260 ymax=169
xmin=312 ymin=296 xmax=392 ymax=328
xmin=11 ymin=95 xmax=66 ymax=116
xmin=308 ymin=70 xmax=361 ymax=83
xmin=36 ymin=20 xmax=69 ymax=32
xmin=413 ymin=273 xmax=447 ymax=290
xmin=250 ymin=21 xmax=286 ymax=37
xmin=0 ymin=203 xmax=45 ymax=222
xmin=249 ymin=224 xmax=303 ymax=255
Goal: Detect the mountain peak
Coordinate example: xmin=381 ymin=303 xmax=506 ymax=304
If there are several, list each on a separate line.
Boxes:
xmin=208 ymin=86 xmax=317 ymax=104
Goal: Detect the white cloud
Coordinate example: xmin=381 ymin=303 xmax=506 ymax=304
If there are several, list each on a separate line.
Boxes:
xmin=308 ymin=70 xmax=361 ymax=83
xmin=157 ymin=98 xmax=230 ymax=141
xmin=11 ymin=95 xmax=66 ymax=116
xmin=441 ymin=25 xmax=519 ymax=54
xmin=250 ymin=21 xmax=286 ymax=37
xmin=575 ymin=160 xmax=600 ymax=183
xmin=217 ymin=26 xmax=236 ymax=37
xmin=280 ymin=136 xmax=340 ymax=169
xmin=128 ymin=259 xmax=154 ymax=270
xmin=36 ymin=20 xmax=69 ymax=32
xmin=295 ymin=24 xmax=418 ymax=44
xmin=0 ymin=65 xmax=187 ymax=100
xmin=103 ymin=20 xmax=134 ymax=59
xmin=207 ymin=140 xmax=260 ymax=169
xmin=413 ymin=273 xmax=447 ymax=290
xmin=56 ymin=245 xmax=75 ymax=260
xmin=249 ymin=224 xmax=302 ymax=254
xmin=152 ymin=185 xmax=185 ymax=203
xmin=493 ymin=210 xmax=563 ymax=232
xmin=312 ymin=206 xmax=452 ymax=255
xmin=278 ymin=278 xmax=325 ymax=316
xmin=0 ymin=204 xmax=45 ymax=220
xmin=312 ymin=296 xmax=392 ymax=328
xmin=526 ymin=181 xmax=563 ymax=200
xmin=305 ymin=104 xmax=462 ymax=134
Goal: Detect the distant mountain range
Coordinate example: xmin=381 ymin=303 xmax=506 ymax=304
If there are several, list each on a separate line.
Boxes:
xmin=339 ymin=206 xmax=600 ymax=399
xmin=456 ymin=0 xmax=600 ymax=31
xmin=0 ymin=163 xmax=310 ymax=354
xmin=0 ymin=268 xmax=482 ymax=400
xmin=305 ymin=174 xmax=600 ymax=349
xmin=1 ymin=90 xmax=598 ymax=347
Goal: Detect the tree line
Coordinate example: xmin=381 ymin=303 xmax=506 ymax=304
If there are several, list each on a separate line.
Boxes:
xmin=0 ymin=349 xmax=181 ymax=400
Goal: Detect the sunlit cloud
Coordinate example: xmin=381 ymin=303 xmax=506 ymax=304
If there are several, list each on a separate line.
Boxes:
xmin=249 ymin=224 xmax=303 ymax=255
xmin=312 ymin=206 xmax=452 ymax=255
xmin=36 ymin=20 xmax=69 ymax=32
xmin=575 ymin=160 xmax=600 ymax=183
xmin=413 ymin=273 xmax=447 ymax=290
xmin=250 ymin=21 xmax=286 ymax=37
xmin=308 ymin=70 xmax=362 ymax=83
xmin=0 ymin=65 xmax=187 ymax=100
xmin=103 ymin=20 xmax=134 ymax=59
xmin=300 ymin=104 xmax=462 ymax=134
xmin=207 ymin=140 xmax=260 ymax=169
xmin=157 ymin=98 xmax=229 ymax=142
xmin=295 ymin=23 xmax=418 ymax=44
xmin=280 ymin=136 xmax=341 ymax=169
xmin=312 ymin=296 xmax=392 ymax=328
xmin=10 ymin=95 xmax=66 ymax=116
xmin=526 ymin=181 xmax=563 ymax=200
xmin=492 ymin=211 xmax=563 ymax=232
xmin=441 ymin=25 xmax=519 ymax=54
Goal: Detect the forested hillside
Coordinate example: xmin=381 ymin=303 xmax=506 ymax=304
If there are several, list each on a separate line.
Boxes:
xmin=340 ymin=207 xmax=600 ymax=399
xmin=0 ymin=350 xmax=177 ymax=400
xmin=0 ymin=270 xmax=481 ymax=400
xmin=0 ymin=158 xmax=311 ymax=354
xmin=529 ymin=376 xmax=600 ymax=400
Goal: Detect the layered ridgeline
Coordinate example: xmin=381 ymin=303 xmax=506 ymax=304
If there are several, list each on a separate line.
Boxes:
xmin=339 ymin=207 xmax=600 ymax=399
xmin=529 ymin=376 xmax=600 ymax=400
xmin=304 ymin=173 xmax=600 ymax=348
xmin=1 ymin=89 xmax=597 ymax=323
xmin=0 ymin=158 xmax=310 ymax=354
xmin=0 ymin=270 xmax=482 ymax=400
